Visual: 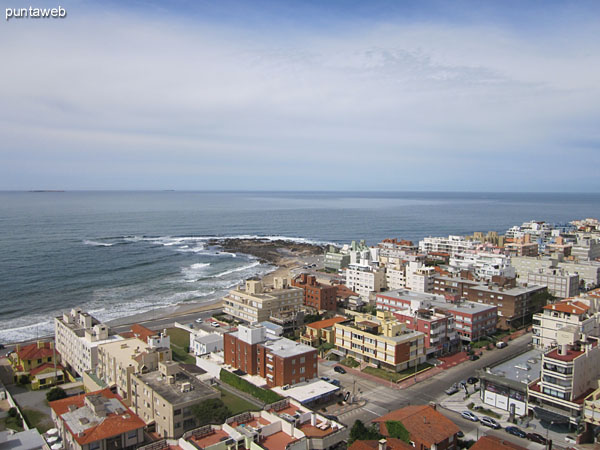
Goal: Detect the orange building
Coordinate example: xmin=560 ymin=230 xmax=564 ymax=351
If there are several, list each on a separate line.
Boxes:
xmin=292 ymin=273 xmax=337 ymax=311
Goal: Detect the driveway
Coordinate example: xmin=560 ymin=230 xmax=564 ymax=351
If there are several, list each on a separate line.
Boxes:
xmin=7 ymin=385 xmax=54 ymax=431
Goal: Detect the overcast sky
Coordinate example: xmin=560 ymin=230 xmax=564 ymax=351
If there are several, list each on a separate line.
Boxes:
xmin=2 ymin=0 xmax=599 ymax=191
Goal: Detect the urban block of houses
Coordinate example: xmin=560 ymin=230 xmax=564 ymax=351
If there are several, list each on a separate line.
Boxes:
xmin=333 ymin=311 xmax=425 ymax=372
xmin=292 ymin=273 xmax=337 ymax=311
xmin=372 ymin=404 xmax=460 ymax=450
xmin=49 ymin=388 xmax=146 ymax=450
xmin=186 ymin=397 xmax=347 ymax=450
xmin=9 ymin=341 xmax=65 ymax=390
xmin=224 ymin=324 xmax=318 ymax=387
xmin=55 ymin=308 xmax=124 ymax=378
xmin=130 ymin=361 xmax=220 ymax=438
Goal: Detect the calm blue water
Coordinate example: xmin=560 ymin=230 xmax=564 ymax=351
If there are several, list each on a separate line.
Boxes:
xmin=1 ymin=191 xmax=599 ymax=343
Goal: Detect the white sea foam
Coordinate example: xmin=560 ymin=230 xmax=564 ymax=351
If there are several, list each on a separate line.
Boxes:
xmin=83 ymin=240 xmax=113 ymax=247
xmin=214 ymin=261 xmax=261 ymax=278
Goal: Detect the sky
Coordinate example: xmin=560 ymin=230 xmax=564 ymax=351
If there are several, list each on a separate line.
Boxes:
xmin=1 ymin=0 xmax=599 ymax=191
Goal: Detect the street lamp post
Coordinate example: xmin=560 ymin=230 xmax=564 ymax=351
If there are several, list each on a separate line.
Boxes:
xmin=546 ymin=420 xmax=554 ymax=450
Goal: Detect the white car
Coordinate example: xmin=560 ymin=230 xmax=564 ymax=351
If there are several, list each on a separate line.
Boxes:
xmin=461 ymin=411 xmax=479 ymax=422
xmin=480 ymin=416 xmax=501 ymax=429
xmin=211 ymin=322 xmax=220 ymax=328
xmin=195 ymin=318 xmax=203 ymax=323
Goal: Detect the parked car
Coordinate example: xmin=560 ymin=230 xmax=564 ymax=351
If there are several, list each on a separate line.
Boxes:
xmin=445 ymin=384 xmax=459 ymax=395
xmin=469 ymin=354 xmax=480 ymax=361
xmin=211 ymin=322 xmax=220 ymax=327
xmin=330 ymin=379 xmax=341 ymax=387
xmin=320 ymin=376 xmax=331 ymax=382
xmin=195 ymin=318 xmax=203 ymax=323
xmin=505 ymin=426 xmax=527 ymax=438
xmin=496 ymin=341 xmax=508 ymax=349
xmin=480 ymin=416 xmax=501 ymax=429
xmin=461 ymin=411 xmax=479 ymax=422
xmin=526 ymin=433 xmax=547 ymax=444
xmin=467 ymin=376 xmax=479 ymax=384
xmin=334 ymin=366 xmax=346 ymax=374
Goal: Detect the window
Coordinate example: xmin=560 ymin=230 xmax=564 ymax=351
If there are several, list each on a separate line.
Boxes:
xmin=128 ymin=430 xmax=138 ymax=439
xmin=90 ymin=443 xmax=100 ymax=450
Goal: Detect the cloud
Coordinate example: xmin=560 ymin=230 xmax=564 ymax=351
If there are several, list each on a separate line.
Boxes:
xmin=1 ymin=2 xmax=599 ymax=190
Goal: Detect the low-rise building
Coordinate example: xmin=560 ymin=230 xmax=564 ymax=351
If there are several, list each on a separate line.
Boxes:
xmin=505 ymin=235 xmax=539 ymax=257
xmin=373 ymin=404 xmax=460 ymax=450
xmin=532 ymin=299 xmax=599 ymax=350
xmin=187 ymin=397 xmax=347 ymax=450
xmin=0 ymin=429 xmax=48 ymax=450
xmin=130 ymin=361 xmax=220 ymax=438
xmin=54 ymin=308 xmax=123 ymax=377
xmin=49 ymin=388 xmax=146 ymax=450
xmin=190 ymin=333 xmax=223 ymax=356
xmin=528 ymin=333 xmax=600 ymax=427
xmin=345 ymin=264 xmax=386 ymax=299
xmin=9 ymin=341 xmax=64 ymax=390
xmin=470 ymin=436 xmax=527 ymax=450
xmin=96 ymin=325 xmax=172 ymax=402
xmin=392 ymin=308 xmax=458 ymax=356
xmin=224 ymin=324 xmax=318 ymax=387
xmin=334 ymin=311 xmax=425 ymax=372
xmin=301 ymin=317 xmax=350 ymax=348
xmin=223 ymin=278 xmax=303 ymax=325
xmin=292 ymin=274 xmax=337 ymax=311
xmin=527 ymin=268 xmax=579 ymax=299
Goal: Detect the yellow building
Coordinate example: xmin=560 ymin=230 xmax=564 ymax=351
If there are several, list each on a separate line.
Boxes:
xmin=333 ymin=311 xmax=425 ymax=372
xmin=301 ymin=316 xmax=350 ymax=347
xmin=10 ymin=341 xmax=65 ymax=389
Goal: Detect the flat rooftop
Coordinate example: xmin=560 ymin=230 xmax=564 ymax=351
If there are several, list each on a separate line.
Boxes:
xmin=489 ymin=348 xmax=543 ymax=385
xmin=261 ymin=337 xmax=315 ymax=358
xmin=136 ymin=369 xmax=218 ymax=405
xmin=469 ymin=283 xmax=545 ymax=295
xmin=271 ymin=380 xmax=339 ymax=404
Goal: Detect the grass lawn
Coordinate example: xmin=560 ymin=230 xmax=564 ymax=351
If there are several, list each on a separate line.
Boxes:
xmin=363 ymin=363 xmax=434 ymax=383
xmin=216 ymin=387 xmax=260 ymax=415
xmin=167 ymin=328 xmax=196 ymax=364
xmin=340 ymin=357 xmax=359 ymax=368
xmin=22 ymin=408 xmax=53 ymax=433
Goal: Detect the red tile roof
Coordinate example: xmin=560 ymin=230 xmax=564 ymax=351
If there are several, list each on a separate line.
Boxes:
xmin=543 ymin=300 xmax=589 ymax=315
xmin=130 ymin=324 xmax=156 ymax=344
xmin=349 ymin=439 xmax=413 ymax=450
xmin=16 ymin=342 xmax=57 ymax=361
xmin=470 ymin=435 xmax=527 ymax=450
xmin=373 ymin=405 xmax=459 ymax=446
xmin=306 ymin=317 xmax=348 ymax=330
xmin=30 ymin=363 xmax=64 ymax=377
xmin=49 ymin=388 xmax=145 ymax=445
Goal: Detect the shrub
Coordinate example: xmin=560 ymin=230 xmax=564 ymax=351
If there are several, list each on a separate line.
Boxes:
xmin=191 ymin=398 xmax=231 ymax=426
xmin=386 ymin=421 xmax=410 ymax=443
xmin=349 ymin=420 xmax=381 ymax=444
xmin=220 ymin=369 xmax=282 ymax=404
xmin=46 ymin=387 xmax=68 ymax=402
xmin=8 ymin=407 xmax=18 ymax=417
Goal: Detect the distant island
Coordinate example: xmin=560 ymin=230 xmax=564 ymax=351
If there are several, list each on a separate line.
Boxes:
xmin=28 ymin=190 xmax=65 ymax=192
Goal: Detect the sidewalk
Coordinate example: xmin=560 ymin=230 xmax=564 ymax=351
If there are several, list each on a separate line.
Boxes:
xmin=440 ymin=386 xmax=572 ymax=449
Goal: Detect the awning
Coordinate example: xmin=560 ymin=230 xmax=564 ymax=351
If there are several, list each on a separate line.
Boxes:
xmin=533 ymin=406 xmax=571 ymax=424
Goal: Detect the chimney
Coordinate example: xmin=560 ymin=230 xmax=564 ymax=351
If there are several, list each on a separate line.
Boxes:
xmin=378 ymin=439 xmax=387 ymax=450
xmin=311 ymin=413 xmax=317 ymax=426
xmin=37 ymin=341 xmax=43 ymax=349
xmin=429 ymin=402 xmax=437 ymax=410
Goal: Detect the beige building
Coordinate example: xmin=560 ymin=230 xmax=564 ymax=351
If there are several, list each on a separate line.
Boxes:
xmin=54 ymin=308 xmax=123 ymax=377
xmin=334 ymin=311 xmax=425 ymax=372
xmin=405 ymin=262 xmax=435 ymax=293
xmin=345 ymin=264 xmax=386 ymax=299
xmin=96 ymin=325 xmax=172 ymax=402
xmin=130 ymin=361 xmax=220 ymax=439
xmin=223 ymin=278 xmax=303 ymax=324
xmin=527 ymin=268 xmax=579 ymax=298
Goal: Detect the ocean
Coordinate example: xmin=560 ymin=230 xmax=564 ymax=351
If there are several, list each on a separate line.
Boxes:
xmin=1 ymin=191 xmax=599 ymax=343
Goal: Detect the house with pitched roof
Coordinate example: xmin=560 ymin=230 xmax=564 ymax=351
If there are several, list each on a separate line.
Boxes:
xmin=9 ymin=341 xmax=65 ymax=389
xmin=372 ymin=405 xmax=460 ymax=450
xmin=349 ymin=438 xmax=412 ymax=450
xmin=301 ymin=316 xmax=350 ymax=348
xmin=470 ymin=435 xmax=527 ymax=450
xmin=49 ymin=388 xmax=146 ymax=450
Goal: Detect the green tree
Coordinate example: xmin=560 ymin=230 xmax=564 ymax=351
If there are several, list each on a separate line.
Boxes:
xmin=385 ymin=421 xmax=410 ymax=443
xmin=46 ymin=387 xmax=68 ymax=402
xmin=8 ymin=407 xmax=18 ymax=417
xmin=349 ymin=419 xmax=381 ymax=444
xmin=191 ymin=398 xmax=231 ymax=427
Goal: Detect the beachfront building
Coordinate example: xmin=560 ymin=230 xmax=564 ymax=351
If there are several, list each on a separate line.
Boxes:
xmin=49 ymin=388 xmax=146 ymax=450
xmin=9 ymin=341 xmax=65 ymax=390
xmin=528 ymin=333 xmax=600 ymax=427
xmin=532 ymin=299 xmax=600 ymax=350
xmin=223 ymin=278 xmax=303 ymax=326
xmin=324 ymin=245 xmax=351 ymax=271
xmin=333 ymin=311 xmax=425 ymax=372
xmin=418 ymin=235 xmax=480 ymax=257
xmin=224 ymin=324 xmax=318 ymax=387
xmin=130 ymin=361 xmax=220 ymax=438
xmin=54 ymin=308 xmax=123 ymax=378
xmin=527 ymin=268 xmax=579 ymax=299
xmin=95 ymin=324 xmax=172 ymax=401
xmin=376 ymin=290 xmax=497 ymax=343
xmin=345 ymin=264 xmax=386 ymax=299
xmin=292 ymin=273 xmax=337 ymax=311
xmin=187 ymin=398 xmax=347 ymax=450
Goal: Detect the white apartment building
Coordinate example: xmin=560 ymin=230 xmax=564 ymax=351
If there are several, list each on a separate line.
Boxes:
xmin=527 ymin=268 xmax=579 ymax=299
xmin=418 ymin=235 xmax=479 ymax=257
xmin=190 ymin=332 xmax=223 ymax=356
xmin=449 ymin=251 xmax=515 ymax=281
xmin=345 ymin=264 xmax=386 ymax=299
xmin=54 ymin=308 xmax=123 ymax=377
xmin=223 ymin=278 xmax=302 ymax=324
xmin=572 ymin=236 xmax=600 ymax=261
xmin=512 ymin=255 xmax=600 ymax=290
xmin=385 ymin=267 xmax=406 ymax=290
xmin=532 ymin=299 xmax=600 ymax=350
xmin=405 ymin=261 xmax=435 ymax=293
